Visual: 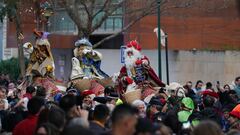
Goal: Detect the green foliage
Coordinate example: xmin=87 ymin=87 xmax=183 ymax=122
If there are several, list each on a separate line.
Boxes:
xmin=0 ymin=57 xmax=23 ymax=81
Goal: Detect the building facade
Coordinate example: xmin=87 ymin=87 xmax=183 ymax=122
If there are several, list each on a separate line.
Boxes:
xmin=5 ymin=0 xmax=240 ymax=82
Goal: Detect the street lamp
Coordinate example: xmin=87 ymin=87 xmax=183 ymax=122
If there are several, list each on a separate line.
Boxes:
xmin=42 ymin=7 xmax=53 ymax=32
xmin=157 ymin=0 xmax=162 ymax=79
xmin=40 ymin=1 xmax=53 ymax=32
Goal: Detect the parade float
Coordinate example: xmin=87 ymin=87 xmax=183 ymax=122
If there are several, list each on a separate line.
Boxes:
xmin=69 ymin=38 xmax=113 ymax=96
xmin=18 ymin=29 xmax=60 ymax=97
xmin=115 ymin=40 xmax=166 ymax=103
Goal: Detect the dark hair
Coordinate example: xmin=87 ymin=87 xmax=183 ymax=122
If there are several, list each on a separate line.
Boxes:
xmin=35 ymin=122 xmax=60 ymax=135
xmin=93 ymin=104 xmax=110 ymax=122
xmin=61 ymin=125 xmax=94 ymax=135
xmin=206 ymin=82 xmax=212 ymax=89
xmin=192 ymin=120 xmax=223 ymax=135
xmin=203 ymin=96 xmax=215 ymax=107
xmin=187 ymin=81 xmax=192 ymax=84
xmin=235 ymin=76 xmax=240 ymax=82
xmin=27 ymin=97 xmax=45 ymax=115
xmin=111 ymin=104 xmax=138 ymax=124
xmin=104 ymin=86 xmax=115 ymax=96
xmin=162 ymin=110 xmax=181 ymax=134
xmin=37 ymin=108 xmax=50 ymax=127
xmin=36 ymin=86 xmax=47 ymax=98
xmin=0 ymin=86 xmax=7 ymax=94
xmin=135 ymin=118 xmax=155 ymax=134
xmin=195 ymin=80 xmax=203 ymax=88
xmin=26 ymin=86 xmax=36 ymax=94
xmin=48 ymin=108 xmax=66 ymax=129
xmin=223 ymin=84 xmax=231 ymax=90
xmin=59 ymin=95 xmax=76 ymax=113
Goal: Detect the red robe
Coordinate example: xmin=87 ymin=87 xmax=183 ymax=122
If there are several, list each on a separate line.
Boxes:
xmin=117 ymin=56 xmax=165 ymax=95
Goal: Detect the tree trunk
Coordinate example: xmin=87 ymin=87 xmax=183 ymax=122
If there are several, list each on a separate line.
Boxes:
xmin=77 ymin=26 xmax=90 ymax=39
xmin=15 ymin=10 xmax=25 ymax=78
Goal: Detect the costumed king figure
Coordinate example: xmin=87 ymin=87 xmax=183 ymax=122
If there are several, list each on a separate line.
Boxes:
xmin=70 ymin=38 xmax=110 ymax=95
xmin=116 ymin=40 xmax=165 ymax=102
xmin=19 ymin=29 xmax=59 ymax=98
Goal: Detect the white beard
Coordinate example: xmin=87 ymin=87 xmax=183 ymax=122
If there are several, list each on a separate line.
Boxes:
xmin=125 ymin=55 xmax=137 ymax=69
xmin=124 ymin=47 xmax=142 ymax=69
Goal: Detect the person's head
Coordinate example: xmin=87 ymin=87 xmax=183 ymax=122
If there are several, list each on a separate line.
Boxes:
xmin=235 ymin=77 xmax=240 ymax=87
xmin=48 ymin=108 xmax=66 ymax=131
xmin=132 ymin=100 xmax=146 ymax=118
xmin=223 ymin=107 xmax=232 ymax=120
xmin=93 ymin=104 xmax=110 ymax=124
xmin=227 ymin=129 xmax=240 ymax=135
xmin=228 ymin=115 xmax=240 ymax=128
xmin=38 ymin=45 xmax=48 ymax=54
xmin=203 ymin=95 xmax=215 ymax=108
xmin=0 ymin=86 xmax=7 ymax=99
xmin=36 ymin=86 xmax=47 ymax=98
xmin=186 ymin=81 xmax=192 ymax=89
xmin=206 ymin=82 xmax=213 ymax=89
xmin=81 ymin=90 xmax=95 ymax=110
xmin=135 ymin=118 xmax=156 ymax=135
xmin=28 ymin=97 xmax=45 ymax=115
xmin=195 ymin=80 xmax=203 ymax=89
xmin=26 ymin=86 xmax=36 ymax=96
xmin=8 ymin=82 xmax=15 ymax=90
xmin=61 ymin=125 xmax=93 ymax=135
xmin=162 ymin=110 xmax=181 ymax=134
xmin=148 ymin=98 xmax=163 ymax=115
xmin=192 ymin=120 xmax=224 ymax=135
xmin=124 ymin=40 xmax=142 ymax=69
xmin=35 ymin=122 xmax=60 ymax=135
xmin=228 ymin=110 xmax=240 ymax=125
xmin=224 ymin=84 xmax=231 ymax=92
xmin=111 ymin=104 xmax=139 ymax=135
xmin=156 ymin=123 xmax=173 ymax=135
xmin=74 ymin=38 xmax=92 ymax=57
xmin=180 ymin=97 xmax=194 ymax=111
xmin=59 ymin=94 xmax=76 ymax=113
xmin=66 ymin=88 xmax=78 ymax=96
xmin=104 ymin=86 xmax=115 ymax=96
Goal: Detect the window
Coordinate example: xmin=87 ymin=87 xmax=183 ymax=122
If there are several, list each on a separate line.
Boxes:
xmin=114 ymin=17 xmax=122 ymax=30
xmin=106 ymin=18 xmax=114 ymax=30
xmin=49 ymin=0 xmax=123 ymax=34
xmin=49 ymin=10 xmax=77 ymax=34
xmin=93 ymin=7 xmax=123 ymax=33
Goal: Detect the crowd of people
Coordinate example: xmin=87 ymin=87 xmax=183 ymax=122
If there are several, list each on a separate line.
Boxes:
xmin=0 ymin=74 xmax=240 ymax=135
xmin=0 ymin=33 xmax=240 ymax=135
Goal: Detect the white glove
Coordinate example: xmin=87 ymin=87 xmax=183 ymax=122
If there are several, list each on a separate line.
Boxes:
xmin=83 ymin=49 xmax=92 ymax=54
xmin=142 ymin=59 xmax=149 ymax=65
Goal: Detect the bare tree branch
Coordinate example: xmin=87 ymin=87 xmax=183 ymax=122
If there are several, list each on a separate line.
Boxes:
xmin=91 ymin=1 xmax=125 ymax=33
xmin=57 ymin=0 xmax=231 ymax=45
xmin=92 ymin=0 xmax=111 ymax=18
xmin=59 ymin=0 xmax=89 ymax=36
xmin=79 ymin=0 xmax=91 ymax=17
xmin=93 ymin=3 xmax=157 ymax=48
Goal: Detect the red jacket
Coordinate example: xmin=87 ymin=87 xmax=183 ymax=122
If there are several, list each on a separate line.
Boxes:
xmin=13 ymin=115 xmax=38 ymax=135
